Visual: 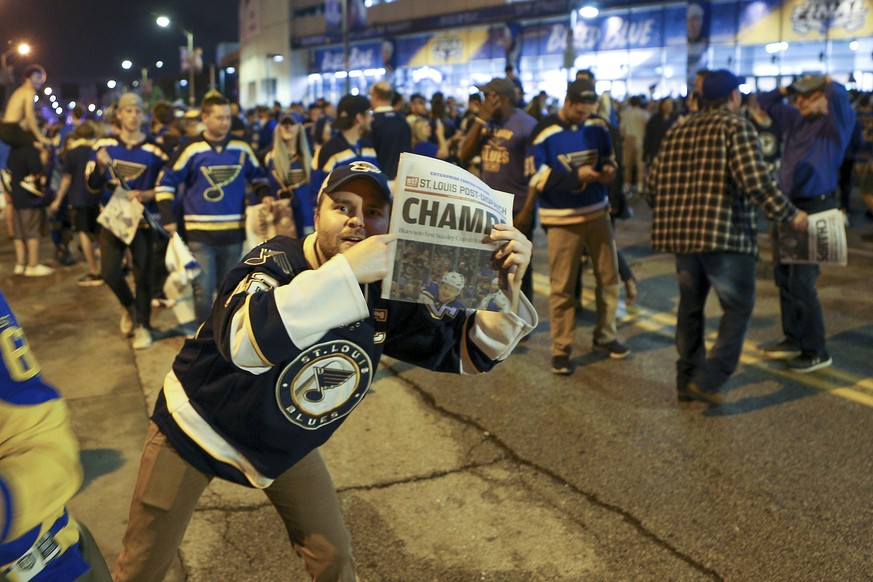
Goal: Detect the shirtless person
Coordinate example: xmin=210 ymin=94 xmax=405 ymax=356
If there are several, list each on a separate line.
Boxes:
xmin=2 ymin=64 xmax=54 ymax=276
xmin=1 ymin=64 xmax=51 ymax=195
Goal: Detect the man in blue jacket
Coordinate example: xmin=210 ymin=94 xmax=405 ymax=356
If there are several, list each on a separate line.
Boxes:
xmin=757 ymin=74 xmax=856 ymax=373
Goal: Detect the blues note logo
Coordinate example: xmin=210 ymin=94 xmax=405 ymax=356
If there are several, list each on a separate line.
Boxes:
xmin=114 ymin=160 xmax=147 ymax=185
xmin=200 ymin=165 xmax=242 ymax=202
xmin=276 ymin=340 xmax=372 ymax=429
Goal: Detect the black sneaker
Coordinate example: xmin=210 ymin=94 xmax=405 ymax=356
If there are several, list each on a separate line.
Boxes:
xmin=786 ymin=354 xmax=833 ymax=373
xmin=761 ymin=338 xmax=801 ymax=360
xmin=551 ymin=355 xmax=573 ymax=375
xmin=593 ymin=339 xmax=631 ymax=359
xmin=685 ymin=382 xmax=728 ymax=405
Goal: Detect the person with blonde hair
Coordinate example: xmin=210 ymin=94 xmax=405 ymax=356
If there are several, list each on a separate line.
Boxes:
xmin=264 ymin=114 xmax=313 ymax=235
xmin=411 ymin=118 xmax=447 ymax=159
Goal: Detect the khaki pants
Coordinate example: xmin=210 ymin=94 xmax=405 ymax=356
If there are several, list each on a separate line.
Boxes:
xmin=545 ymin=214 xmax=620 ymax=357
xmin=622 ymin=136 xmax=645 ymax=190
xmin=112 ymin=422 xmax=356 ymax=582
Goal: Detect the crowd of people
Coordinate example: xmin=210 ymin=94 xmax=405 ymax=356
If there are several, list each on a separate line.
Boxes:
xmin=2 ymin=62 xmax=868 ymax=371
xmin=1 ymin=58 xmax=868 ymax=579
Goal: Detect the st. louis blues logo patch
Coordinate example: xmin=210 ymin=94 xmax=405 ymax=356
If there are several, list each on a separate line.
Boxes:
xmin=275 ymin=340 xmax=372 ymax=430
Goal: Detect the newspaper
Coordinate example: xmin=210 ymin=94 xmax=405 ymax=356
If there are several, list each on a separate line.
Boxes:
xmin=245 ymin=198 xmax=298 ymax=252
xmin=97 ymin=186 xmax=144 ymax=245
xmin=381 ymin=153 xmax=515 ymax=313
xmin=776 ymin=208 xmax=847 ymax=266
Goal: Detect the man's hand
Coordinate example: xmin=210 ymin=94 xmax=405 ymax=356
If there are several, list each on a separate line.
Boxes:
xmin=164 ymin=223 xmax=178 ymax=237
xmin=96 ymin=148 xmax=111 ymax=169
xmin=487 ymin=224 xmax=533 ymax=312
xmin=790 ymin=210 xmax=809 ymax=232
xmin=576 ymin=165 xmax=600 ymax=183
xmin=598 ymin=165 xmax=616 ymax=184
xmin=341 ymin=233 xmax=397 ymax=283
xmin=478 ymin=93 xmax=500 ymax=122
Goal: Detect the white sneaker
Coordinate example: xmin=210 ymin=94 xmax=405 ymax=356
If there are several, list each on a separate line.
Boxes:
xmin=13 ymin=264 xmax=25 ymax=275
xmin=120 ymin=309 xmax=134 ymax=336
xmin=24 ymin=264 xmax=53 ymax=277
xmin=132 ymin=325 xmax=153 ymax=350
xmin=19 ymin=176 xmax=44 ymax=197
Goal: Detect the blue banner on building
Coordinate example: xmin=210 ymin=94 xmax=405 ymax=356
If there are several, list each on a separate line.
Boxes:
xmin=570 ymin=5 xmax=686 ymax=52
xmin=311 ymin=42 xmax=384 ymax=73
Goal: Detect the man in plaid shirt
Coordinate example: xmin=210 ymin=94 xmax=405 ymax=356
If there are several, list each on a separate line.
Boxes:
xmin=645 ymin=70 xmax=808 ymax=404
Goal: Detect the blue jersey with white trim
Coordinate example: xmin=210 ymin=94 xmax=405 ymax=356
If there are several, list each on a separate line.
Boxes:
xmin=529 ymin=113 xmax=617 ymax=226
xmin=86 ymin=136 xmax=168 ymax=212
xmin=309 ymin=134 xmax=379 ymax=212
xmin=156 ymin=133 xmax=270 ymax=244
xmin=151 ymin=235 xmax=534 ymax=488
xmin=0 ymin=291 xmax=89 ymax=580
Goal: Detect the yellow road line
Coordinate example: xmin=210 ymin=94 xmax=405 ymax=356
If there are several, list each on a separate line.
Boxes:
xmin=532 ymin=273 xmax=873 ymax=408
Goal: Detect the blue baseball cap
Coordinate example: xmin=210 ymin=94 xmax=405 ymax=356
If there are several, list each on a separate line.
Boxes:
xmin=701 ymin=70 xmax=741 ymax=101
xmin=319 ymin=162 xmax=392 ymax=204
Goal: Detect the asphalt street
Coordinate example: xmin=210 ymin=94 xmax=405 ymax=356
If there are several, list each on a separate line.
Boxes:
xmin=3 ymin=195 xmax=872 ymax=581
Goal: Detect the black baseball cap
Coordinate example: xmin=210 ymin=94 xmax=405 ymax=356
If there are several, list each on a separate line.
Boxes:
xmin=476 ymin=78 xmax=517 ymax=103
xmin=567 ymin=79 xmax=597 ymax=104
xmin=333 ymin=95 xmax=371 ymax=130
xmin=318 ymin=162 xmax=392 ymax=204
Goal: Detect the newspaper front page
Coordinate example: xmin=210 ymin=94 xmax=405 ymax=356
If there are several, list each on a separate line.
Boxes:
xmin=382 ymin=153 xmax=515 ymax=313
xmin=776 ymin=208 xmax=848 ymax=266
xmin=97 ymin=186 xmax=144 ymax=245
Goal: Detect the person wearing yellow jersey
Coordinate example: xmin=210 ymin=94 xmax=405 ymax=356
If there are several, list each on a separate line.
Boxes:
xmin=0 ymin=290 xmax=110 ymax=581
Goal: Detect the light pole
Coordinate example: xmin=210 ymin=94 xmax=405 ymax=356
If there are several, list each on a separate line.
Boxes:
xmin=156 ymin=16 xmax=196 ymax=107
xmin=2 ymin=43 xmax=31 ymax=85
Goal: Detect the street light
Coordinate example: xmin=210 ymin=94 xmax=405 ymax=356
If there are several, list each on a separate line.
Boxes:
xmin=156 ymin=15 xmax=196 ymax=107
xmin=2 ymin=43 xmax=31 ymax=85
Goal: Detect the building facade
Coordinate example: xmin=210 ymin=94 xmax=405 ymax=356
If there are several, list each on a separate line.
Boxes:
xmin=238 ymin=0 xmax=873 ymax=107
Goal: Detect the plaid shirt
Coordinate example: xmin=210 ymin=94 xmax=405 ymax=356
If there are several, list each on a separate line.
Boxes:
xmin=645 ymin=107 xmax=797 ymax=256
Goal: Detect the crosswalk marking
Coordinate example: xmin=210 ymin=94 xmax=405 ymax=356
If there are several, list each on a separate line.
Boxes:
xmin=531 ymin=272 xmax=873 ymax=408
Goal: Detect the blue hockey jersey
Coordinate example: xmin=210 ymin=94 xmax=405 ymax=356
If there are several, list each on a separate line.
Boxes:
xmin=86 ymin=136 xmax=169 ymax=218
xmin=151 ymin=235 xmax=536 ymax=488
xmin=309 ymin=134 xmax=379 ymax=214
xmin=529 ymin=113 xmax=617 ymax=226
xmin=156 ymin=133 xmax=270 ymax=245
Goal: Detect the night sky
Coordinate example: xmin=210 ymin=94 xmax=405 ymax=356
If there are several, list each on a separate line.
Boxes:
xmin=1 ymin=0 xmax=238 ymax=88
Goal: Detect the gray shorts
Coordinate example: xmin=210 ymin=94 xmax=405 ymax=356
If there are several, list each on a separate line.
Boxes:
xmin=12 ymin=207 xmax=47 ymax=240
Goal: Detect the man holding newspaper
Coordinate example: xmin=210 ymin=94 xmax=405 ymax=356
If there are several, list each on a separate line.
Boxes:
xmin=87 ymin=93 xmax=169 ymax=350
xmin=113 ymin=161 xmax=537 ymax=581
xmin=757 ymin=73 xmax=856 ymax=373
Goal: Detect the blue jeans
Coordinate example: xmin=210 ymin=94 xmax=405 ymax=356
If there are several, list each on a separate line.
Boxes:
xmin=188 ymin=240 xmax=243 ymax=324
xmin=773 ymin=196 xmax=835 ymax=359
xmin=675 ymin=252 xmax=756 ymax=392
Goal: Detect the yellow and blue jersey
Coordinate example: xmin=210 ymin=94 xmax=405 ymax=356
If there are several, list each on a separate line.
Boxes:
xmin=0 ymin=291 xmax=89 ymax=581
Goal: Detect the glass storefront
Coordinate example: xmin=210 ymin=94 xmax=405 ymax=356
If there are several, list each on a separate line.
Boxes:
xmin=300 ymin=0 xmax=873 ymax=105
